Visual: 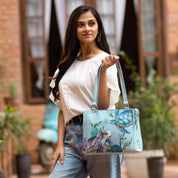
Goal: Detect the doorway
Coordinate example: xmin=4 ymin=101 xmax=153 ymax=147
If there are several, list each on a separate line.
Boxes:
xmin=48 ymin=0 xmax=63 ymax=77
xmin=120 ymin=0 xmax=139 ymax=92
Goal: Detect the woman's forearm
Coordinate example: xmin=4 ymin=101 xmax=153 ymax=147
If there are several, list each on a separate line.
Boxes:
xmin=57 ymin=111 xmax=65 ymax=147
xmin=98 ymin=68 xmax=110 ymax=109
xmin=98 ymin=55 xmax=119 ymax=109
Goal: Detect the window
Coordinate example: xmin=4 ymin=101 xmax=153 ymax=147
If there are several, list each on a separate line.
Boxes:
xmin=96 ymin=0 xmax=116 ymax=53
xmin=137 ymin=0 xmax=164 ymax=83
xmin=21 ymin=0 xmax=49 ymax=104
xmin=66 ymin=0 xmax=85 ymax=17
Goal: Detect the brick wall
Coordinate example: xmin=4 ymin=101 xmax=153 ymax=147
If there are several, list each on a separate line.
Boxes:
xmin=166 ymin=1 xmax=178 ymax=53
xmin=165 ymin=0 xmax=178 ymax=114
xmin=165 ymin=0 xmax=178 ymax=157
xmin=0 ymin=0 xmax=22 ymax=176
xmin=0 ymin=0 xmax=47 ymax=169
xmin=0 ymin=0 xmax=23 ymax=108
xmin=165 ymin=0 xmax=178 ymax=76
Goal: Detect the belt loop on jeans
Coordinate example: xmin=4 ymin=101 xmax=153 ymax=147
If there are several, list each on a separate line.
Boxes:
xmin=68 ymin=114 xmax=83 ymax=125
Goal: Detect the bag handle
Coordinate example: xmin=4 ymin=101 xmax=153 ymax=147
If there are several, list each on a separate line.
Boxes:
xmin=92 ymin=61 xmax=129 ymax=110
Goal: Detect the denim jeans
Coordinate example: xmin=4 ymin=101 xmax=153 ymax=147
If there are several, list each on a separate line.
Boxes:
xmin=49 ymin=124 xmax=124 ymax=178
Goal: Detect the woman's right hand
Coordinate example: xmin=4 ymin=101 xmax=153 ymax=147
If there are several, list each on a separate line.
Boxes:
xmin=50 ymin=144 xmax=64 ymax=173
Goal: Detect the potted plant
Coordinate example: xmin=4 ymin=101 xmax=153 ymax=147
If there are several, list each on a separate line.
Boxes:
xmin=10 ymin=108 xmax=32 ymax=178
xmin=0 ymin=107 xmax=21 ymax=178
xmin=0 ymin=106 xmax=32 ymax=178
xmin=0 ymin=107 xmax=13 ymax=178
xmin=4 ymin=81 xmax=20 ymax=107
xmin=129 ymin=71 xmax=178 ymax=152
xmin=123 ymin=72 xmax=178 ymax=178
xmin=0 ymin=59 xmax=20 ymax=107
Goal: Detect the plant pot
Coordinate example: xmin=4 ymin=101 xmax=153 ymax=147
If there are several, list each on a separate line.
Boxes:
xmin=0 ymin=170 xmax=3 ymax=178
xmin=124 ymin=150 xmax=165 ymax=178
xmin=4 ymin=97 xmax=20 ymax=107
xmin=16 ymin=153 xmax=31 ymax=178
xmin=147 ymin=157 xmax=164 ymax=178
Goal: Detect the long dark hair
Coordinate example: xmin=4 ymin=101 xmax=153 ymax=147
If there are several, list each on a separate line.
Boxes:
xmin=52 ymin=5 xmax=110 ymax=99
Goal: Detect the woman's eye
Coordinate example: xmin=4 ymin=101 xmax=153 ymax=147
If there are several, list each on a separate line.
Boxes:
xmin=89 ymin=22 xmax=95 ymax=26
xmin=77 ymin=23 xmax=84 ymax=27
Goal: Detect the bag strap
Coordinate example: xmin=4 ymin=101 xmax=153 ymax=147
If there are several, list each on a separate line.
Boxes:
xmin=92 ymin=61 xmax=129 ymax=110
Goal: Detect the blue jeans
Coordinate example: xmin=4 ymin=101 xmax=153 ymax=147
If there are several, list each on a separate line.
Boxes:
xmin=50 ymin=124 xmax=124 ymax=178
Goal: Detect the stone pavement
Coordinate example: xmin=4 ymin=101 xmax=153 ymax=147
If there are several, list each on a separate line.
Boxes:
xmin=11 ymin=160 xmax=178 ymax=178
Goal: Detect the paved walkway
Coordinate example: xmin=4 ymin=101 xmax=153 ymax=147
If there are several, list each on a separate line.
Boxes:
xmin=11 ymin=160 xmax=178 ymax=178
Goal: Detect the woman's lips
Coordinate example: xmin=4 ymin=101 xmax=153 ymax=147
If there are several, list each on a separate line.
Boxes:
xmin=83 ymin=34 xmax=91 ymax=37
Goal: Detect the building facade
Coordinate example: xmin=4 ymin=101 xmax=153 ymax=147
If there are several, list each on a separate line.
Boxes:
xmin=0 ymin=0 xmax=178 ymax=175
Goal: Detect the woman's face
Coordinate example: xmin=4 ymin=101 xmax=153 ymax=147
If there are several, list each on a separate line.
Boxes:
xmin=77 ymin=11 xmax=98 ymax=45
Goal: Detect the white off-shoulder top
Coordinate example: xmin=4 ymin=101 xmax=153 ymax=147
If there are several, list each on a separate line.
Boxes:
xmin=49 ymin=52 xmax=120 ymax=125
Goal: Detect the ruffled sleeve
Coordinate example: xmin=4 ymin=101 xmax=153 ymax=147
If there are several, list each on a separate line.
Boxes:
xmin=49 ymin=69 xmax=62 ymax=110
xmin=106 ymin=64 xmax=120 ymax=108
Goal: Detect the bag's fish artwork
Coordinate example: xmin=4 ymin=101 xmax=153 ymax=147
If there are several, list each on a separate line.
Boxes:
xmin=84 ymin=130 xmax=113 ymax=152
xmin=108 ymin=110 xmax=133 ymax=134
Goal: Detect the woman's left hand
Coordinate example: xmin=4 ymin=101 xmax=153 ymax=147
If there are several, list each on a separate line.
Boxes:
xmin=101 ymin=55 xmax=119 ymax=72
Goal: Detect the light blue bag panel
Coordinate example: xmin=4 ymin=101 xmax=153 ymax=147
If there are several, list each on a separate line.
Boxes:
xmin=83 ymin=108 xmax=142 ymax=154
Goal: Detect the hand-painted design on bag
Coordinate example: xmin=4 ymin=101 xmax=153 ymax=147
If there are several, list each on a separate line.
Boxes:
xmin=110 ymin=132 xmax=132 ymax=152
xmin=107 ymin=110 xmax=134 ymax=134
xmin=83 ymin=109 xmax=141 ymax=153
xmin=85 ymin=130 xmax=113 ymax=152
xmin=83 ymin=121 xmax=113 ymax=152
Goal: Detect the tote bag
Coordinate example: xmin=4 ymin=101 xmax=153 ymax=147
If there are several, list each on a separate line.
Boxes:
xmin=82 ymin=61 xmax=143 ymax=155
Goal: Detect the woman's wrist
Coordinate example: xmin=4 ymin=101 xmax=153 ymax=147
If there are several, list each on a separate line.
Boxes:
xmin=57 ymin=140 xmax=64 ymax=147
xmin=100 ymin=65 xmax=107 ymax=72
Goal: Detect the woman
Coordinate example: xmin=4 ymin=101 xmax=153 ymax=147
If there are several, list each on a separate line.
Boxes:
xmin=49 ymin=5 xmax=123 ymax=178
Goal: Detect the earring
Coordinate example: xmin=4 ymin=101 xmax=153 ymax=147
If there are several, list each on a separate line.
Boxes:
xmin=97 ymin=34 xmax=100 ymax=42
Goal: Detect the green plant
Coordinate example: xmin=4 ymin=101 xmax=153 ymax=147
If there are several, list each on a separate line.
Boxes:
xmin=8 ymin=81 xmax=17 ymax=97
xmin=0 ymin=107 xmax=14 ymax=150
xmin=0 ymin=135 xmax=5 ymax=157
xmin=0 ymin=106 xmax=32 ymax=154
xmin=0 ymin=82 xmax=4 ymax=92
xmin=128 ymin=71 xmax=178 ymax=156
xmin=0 ymin=136 xmax=4 ymax=172
xmin=0 ymin=81 xmax=17 ymax=99
xmin=11 ymin=115 xmax=31 ymax=154
xmin=0 ymin=135 xmax=6 ymax=151
xmin=0 ymin=58 xmax=5 ymax=93
xmin=116 ymin=51 xmax=178 ymax=156
xmin=0 ymin=107 xmax=14 ymax=168
xmin=0 ymin=133 xmax=7 ymax=169
xmin=117 ymin=50 xmax=138 ymax=77
xmin=0 ymin=59 xmax=5 ymax=67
